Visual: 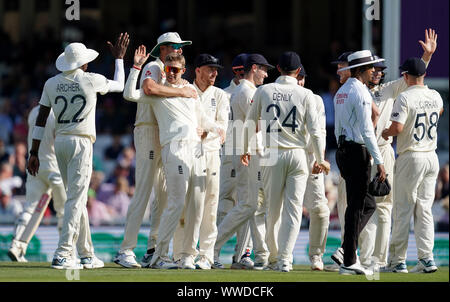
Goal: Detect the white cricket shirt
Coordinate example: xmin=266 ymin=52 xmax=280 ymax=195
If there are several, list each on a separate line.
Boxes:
xmin=390 ymin=85 xmax=443 ymax=154
xmin=134 ymin=58 xmax=165 ymax=127
xmin=245 ymin=75 xmax=326 ymax=164
xmin=334 ymin=77 xmax=383 ymax=165
xmin=305 ymin=94 xmax=327 ymax=154
xmin=371 ymin=78 xmax=407 ymax=146
xmin=193 ymin=82 xmax=229 ymax=152
xmin=39 ymin=69 xmax=110 ymax=143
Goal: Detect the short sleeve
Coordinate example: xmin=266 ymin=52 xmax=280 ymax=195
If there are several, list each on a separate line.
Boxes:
xmin=140 ymin=63 xmax=163 ymax=86
xmin=390 ymin=94 xmax=408 ymax=125
xmin=89 ymin=73 xmax=110 ymax=95
xmin=39 ymin=81 xmax=51 ymax=107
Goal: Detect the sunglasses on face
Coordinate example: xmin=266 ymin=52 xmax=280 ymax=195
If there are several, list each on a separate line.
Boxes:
xmin=167 ymin=43 xmax=183 ymax=50
xmin=164 ymin=65 xmax=183 ymax=74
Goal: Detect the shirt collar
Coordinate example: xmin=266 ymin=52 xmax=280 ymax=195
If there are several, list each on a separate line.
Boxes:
xmin=62 ymin=68 xmax=84 ymax=78
xmin=240 ymin=79 xmax=257 ymax=90
xmin=405 ymin=84 xmax=428 ymax=91
xmin=275 ymin=75 xmax=298 ymax=85
xmin=156 ymin=58 xmax=164 ymax=70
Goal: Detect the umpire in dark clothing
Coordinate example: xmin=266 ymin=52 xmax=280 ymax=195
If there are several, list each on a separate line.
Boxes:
xmin=333 ymin=50 xmax=387 ymax=275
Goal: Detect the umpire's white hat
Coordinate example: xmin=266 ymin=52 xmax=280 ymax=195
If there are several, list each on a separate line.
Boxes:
xmin=150 ymin=32 xmax=192 ymax=59
xmin=338 ymin=50 xmax=385 ymax=72
xmin=56 ymin=43 xmax=99 ymax=72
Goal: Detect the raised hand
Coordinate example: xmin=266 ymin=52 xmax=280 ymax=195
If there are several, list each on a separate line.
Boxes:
xmin=107 ymin=32 xmax=130 ymax=59
xmin=134 ymin=45 xmax=150 ymax=68
xmin=419 ymin=28 xmax=437 ymax=56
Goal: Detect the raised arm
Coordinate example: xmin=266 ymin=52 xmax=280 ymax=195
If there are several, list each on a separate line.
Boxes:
xmin=123 ymin=45 xmax=155 ymax=104
xmin=420 ymin=28 xmax=437 ymax=65
xmin=106 ymin=32 xmax=130 ymax=92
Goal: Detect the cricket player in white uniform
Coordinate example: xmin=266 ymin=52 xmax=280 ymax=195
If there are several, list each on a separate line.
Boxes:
xmin=296 ymin=65 xmax=330 ymax=271
xmin=359 ymin=29 xmax=437 ymax=268
xmin=381 ymin=57 xmax=443 ymax=274
xmin=172 ymin=54 xmax=229 ymax=269
xmin=27 ymin=34 xmax=130 ymax=269
xmin=8 ymin=106 xmax=66 ymax=262
xmin=123 ymin=49 xmax=225 ymax=269
xmin=217 ymin=53 xmax=253 ymax=268
xmin=214 ymin=54 xmax=273 ymax=270
xmin=242 ymin=51 xmax=330 ymax=272
xmin=115 ymin=32 xmax=195 ymax=268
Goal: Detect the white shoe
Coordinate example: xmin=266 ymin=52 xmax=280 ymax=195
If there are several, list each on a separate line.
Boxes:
xmin=182 ymin=256 xmax=196 ymax=270
xmin=81 ymin=256 xmax=104 ymax=269
xmin=114 ymin=252 xmax=141 ymax=268
xmin=151 ymin=258 xmax=179 ymax=269
xmin=339 ymin=263 xmax=373 ymax=276
xmin=231 ymin=256 xmax=254 ymax=269
xmin=409 ymin=259 xmax=437 ymax=274
xmin=310 ymin=255 xmax=324 ymax=271
xmin=51 ymin=257 xmax=84 ymax=270
xmin=195 ymin=256 xmax=211 ymax=270
xmin=380 ymin=262 xmax=408 ymax=273
xmin=278 ymin=263 xmax=290 ymax=273
xmin=253 ymin=261 xmax=268 ymax=271
xmin=331 ymin=247 xmax=344 ymax=266
xmin=8 ymin=245 xmax=22 ymax=262
xmin=18 ymin=255 xmax=28 ymax=262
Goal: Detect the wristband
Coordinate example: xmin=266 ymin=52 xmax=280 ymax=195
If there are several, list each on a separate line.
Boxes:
xmin=133 ymin=65 xmax=142 ymax=70
xmin=32 ymin=126 xmax=45 ymax=140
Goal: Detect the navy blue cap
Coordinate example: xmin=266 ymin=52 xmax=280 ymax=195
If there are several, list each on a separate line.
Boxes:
xmin=278 ymin=51 xmax=302 ymax=72
xmin=298 ymin=63 xmax=307 ymax=77
xmin=399 ymin=57 xmax=426 ymax=76
xmin=231 ymin=53 xmax=247 ymax=69
xmin=373 ymin=55 xmax=387 ymax=69
xmin=244 ymin=54 xmax=274 ymax=70
xmin=331 ymin=51 xmax=354 ymax=65
xmin=194 ymin=54 xmax=223 ymax=69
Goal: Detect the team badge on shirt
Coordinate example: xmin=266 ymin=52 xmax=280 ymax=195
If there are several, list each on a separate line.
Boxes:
xmin=145 ymin=70 xmax=152 ymax=77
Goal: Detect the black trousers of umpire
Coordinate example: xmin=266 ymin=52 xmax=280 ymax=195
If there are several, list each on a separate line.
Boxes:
xmin=336 ymin=140 xmax=376 ymax=267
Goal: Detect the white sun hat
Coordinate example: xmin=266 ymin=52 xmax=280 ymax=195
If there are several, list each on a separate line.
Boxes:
xmin=338 ymin=50 xmax=385 ymax=72
xmin=55 ymin=42 xmax=99 ymax=72
xmin=150 ymin=32 xmax=192 ymax=58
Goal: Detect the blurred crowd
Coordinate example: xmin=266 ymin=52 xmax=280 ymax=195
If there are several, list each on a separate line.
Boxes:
xmin=0 ymin=25 xmax=448 ymax=232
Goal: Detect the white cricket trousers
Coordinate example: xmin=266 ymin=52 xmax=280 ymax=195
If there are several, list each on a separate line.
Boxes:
xmin=388 ymin=151 xmax=439 ymax=266
xmin=147 ymin=165 xmax=167 ymax=250
xmin=12 ymin=170 xmax=66 ymax=254
xmin=303 ymin=151 xmax=330 ymax=258
xmin=150 ymin=141 xmax=206 ymax=265
xmin=54 ymin=136 xmax=94 ymax=259
xmin=359 ymin=144 xmax=395 ymax=266
xmin=119 ymin=125 xmax=161 ymax=254
xmin=337 ymin=175 xmax=347 ymax=242
xmin=214 ymin=154 xmax=264 ymax=262
xmin=217 ymin=154 xmax=252 ymax=260
xmin=173 ymin=150 xmax=220 ymax=263
xmin=263 ymin=148 xmax=308 ymax=266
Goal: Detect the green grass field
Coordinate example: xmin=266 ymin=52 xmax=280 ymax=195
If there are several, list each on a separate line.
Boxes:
xmin=0 ymin=262 xmax=448 ymax=282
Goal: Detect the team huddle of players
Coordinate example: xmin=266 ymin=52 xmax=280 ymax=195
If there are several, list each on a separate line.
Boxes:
xmin=8 ymin=28 xmax=443 ymax=275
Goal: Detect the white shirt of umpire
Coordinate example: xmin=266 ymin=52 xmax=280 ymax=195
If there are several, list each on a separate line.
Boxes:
xmin=39 ymin=60 xmax=124 ymax=259
xmin=244 ymin=75 xmax=326 ymax=266
xmin=388 ymin=84 xmax=443 ymax=265
xmin=334 ymin=77 xmax=383 ymax=165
